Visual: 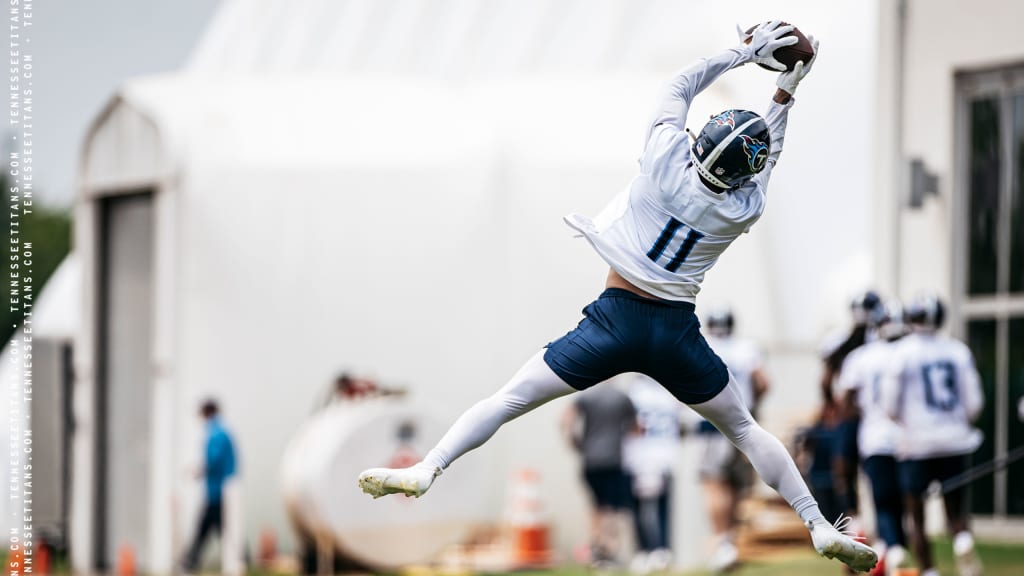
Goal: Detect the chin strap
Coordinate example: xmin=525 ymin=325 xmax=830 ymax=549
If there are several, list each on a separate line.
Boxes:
xmin=693 ymin=156 xmax=730 ymax=190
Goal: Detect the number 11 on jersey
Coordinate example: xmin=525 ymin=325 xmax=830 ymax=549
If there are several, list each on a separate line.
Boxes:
xmin=647 ymin=217 xmax=704 ymax=272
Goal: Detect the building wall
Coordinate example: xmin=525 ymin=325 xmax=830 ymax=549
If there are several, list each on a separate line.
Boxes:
xmin=875 ymin=0 xmax=1024 ymax=530
xmin=883 ymin=0 xmax=1024 ymax=301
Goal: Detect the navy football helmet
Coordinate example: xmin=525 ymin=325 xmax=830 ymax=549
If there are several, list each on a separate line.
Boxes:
xmin=850 ymin=290 xmax=885 ymax=327
xmin=878 ymin=300 xmax=910 ymax=341
xmin=691 ymin=109 xmax=771 ymax=191
xmin=706 ymin=306 xmax=734 ymax=337
xmin=906 ymin=292 xmax=945 ymax=331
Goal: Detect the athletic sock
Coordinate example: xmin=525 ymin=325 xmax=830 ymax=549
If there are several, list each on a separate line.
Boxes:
xmin=793 ymin=497 xmax=825 ymax=525
xmin=885 ymin=545 xmax=906 ymax=568
xmin=953 ymin=531 xmax=975 ymax=556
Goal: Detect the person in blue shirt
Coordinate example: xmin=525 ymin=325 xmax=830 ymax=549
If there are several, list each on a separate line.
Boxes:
xmin=184 ymin=399 xmax=238 ymax=572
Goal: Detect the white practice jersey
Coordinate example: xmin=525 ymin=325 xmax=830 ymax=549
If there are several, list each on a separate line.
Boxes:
xmin=881 ymin=332 xmax=985 ymax=460
xmin=564 ymin=47 xmax=793 ymax=302
xmin=836 ymin=340 xmax=901 ymax=458
xmin=623 ymin=375 xmax=683 ymax=478
xmin=705 ymin=335 xmax=762 ymax=410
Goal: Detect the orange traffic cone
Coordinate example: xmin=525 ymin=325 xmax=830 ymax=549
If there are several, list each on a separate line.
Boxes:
xmin=117 ymin=544 xmax=136 ymax=576
xmin=258 ymin=526 xmax=277 ymax=568
xmin=891 ymin=569 xmax=920 ymax=576
xmin=507 ymin=468 xmax=551 ymax=568
xmin=36 ymin=538 xmax=51 ymax=576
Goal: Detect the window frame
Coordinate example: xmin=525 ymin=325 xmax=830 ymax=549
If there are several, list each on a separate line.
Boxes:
xmin=954 ymin=63 xmax=1024 ymax=518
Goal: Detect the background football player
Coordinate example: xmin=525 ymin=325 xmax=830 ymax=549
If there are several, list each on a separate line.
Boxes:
xmin=882 ymin=294 xmax=985 ymax=576
xmin=837 ymin=301 xmax=910 ymax=574
xmin=622 ymin=373 xmax=685 ymax=574
xmin=561 ymin=385 xmax=637 ymax=568
xmin=700 ymin=307 xmax=770 ymax=573
xmin=823 ymin=290 xmax=886 ymax=531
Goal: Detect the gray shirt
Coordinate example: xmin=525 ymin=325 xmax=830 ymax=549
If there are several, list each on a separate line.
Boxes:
xmin=574 ymin=386 xmax=637 ymax=470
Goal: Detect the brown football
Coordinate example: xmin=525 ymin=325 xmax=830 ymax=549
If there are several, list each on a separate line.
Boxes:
xmin=744 ymin=22 xmax=814 ymax=72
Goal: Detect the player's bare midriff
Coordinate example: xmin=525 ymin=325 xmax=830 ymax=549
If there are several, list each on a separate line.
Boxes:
xmin=605 ymin=268 xmax=663 ymax=301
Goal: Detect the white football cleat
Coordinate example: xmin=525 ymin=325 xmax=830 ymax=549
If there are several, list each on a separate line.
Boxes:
xmin=807 ymin=516 xmax=878 ymax=573
xmin=708 ymin=540 xmax=738 ymax=573
xmin=953 ymin=532 xmax=983 ymax=576
xmin=885 ymin=544 xmax=907 ymax=573
xmin=358 ymin=463 xmax=441 ymax=499
xmin=646 ymin=548 xmax=672 ymax=572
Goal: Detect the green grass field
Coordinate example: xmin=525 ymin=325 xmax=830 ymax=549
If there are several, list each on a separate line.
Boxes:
xmin=496 ymin=539 xmax=1024 ymax=576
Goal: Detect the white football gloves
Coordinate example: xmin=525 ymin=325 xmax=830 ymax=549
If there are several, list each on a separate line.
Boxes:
xmin=776 ymin=36 xmax=819 ymax=96
xmin=737 ymin=20 xmax=799 ymax=72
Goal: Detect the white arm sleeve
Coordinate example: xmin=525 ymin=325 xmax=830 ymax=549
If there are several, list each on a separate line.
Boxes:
xmin=835 ymin=351 xmax=861 ymax=394
xmin=751 ymin=97 xmax=795 ymax=191
xmin=640 ymin=47 xmax=751 ymax=194
xmin=751 ymin=344 xmax=765 ymax=371
xmin=960 ymin=348 xmax=985 ymax=423
xmin=644 ymin=47 xmax=752 ymax=139
xmin=880 ymin=352 xmax=904 ymax=421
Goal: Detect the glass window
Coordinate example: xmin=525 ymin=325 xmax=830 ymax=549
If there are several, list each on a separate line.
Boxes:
xmin=1008 ymin=319 xmax=1024 ymax=515
xmin=1011 ymin=95 xmax=1024 ymax=292
xmin=967 ymin=319 xmax=997 ymax=515
xmin=968 ymin=98 xmax=1000 ymax=295
xmin=959 ymin=69 xmax=1024 ymax=518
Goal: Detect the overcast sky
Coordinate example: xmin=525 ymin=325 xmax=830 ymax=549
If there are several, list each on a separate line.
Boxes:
xmin=4 ymin=0 xmax=220 ymax=206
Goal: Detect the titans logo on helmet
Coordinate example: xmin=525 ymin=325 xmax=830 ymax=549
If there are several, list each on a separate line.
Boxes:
xmin=739 ymin=135 xmax=768 ymax=172
xmin=711 ymin=110 xmax=736 ymax=128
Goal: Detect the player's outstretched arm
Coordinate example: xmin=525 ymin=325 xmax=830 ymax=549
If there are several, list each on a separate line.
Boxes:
xmin=644 ymin=21 xmax=797 ymax=140
xmin=960 ymin=348 xmax=985 ymax=423
xmin=879 ymin=352 xmax=905 ymax=422
xmin=775 ymin=35 xmax=819 ymax=103
xmin=754 ymin=36 xmax=819 ymax=185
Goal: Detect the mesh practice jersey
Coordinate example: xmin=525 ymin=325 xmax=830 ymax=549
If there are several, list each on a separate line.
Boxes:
xmin=705 ymin=335 xmax=763 ymax=410
xmin=881 ymin=332 xmax=985 ymax=460
xmin=836 ymin=340 xmax=902 ymax=458
xmin=564 ymin=47 xmax=793 ymax=302
xmin=623 ymin=375 xmax=684 ymax=478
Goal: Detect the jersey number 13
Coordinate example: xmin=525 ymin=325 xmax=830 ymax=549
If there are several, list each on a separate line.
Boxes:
xmin=921 ymin=361 xmax=959 ymax=412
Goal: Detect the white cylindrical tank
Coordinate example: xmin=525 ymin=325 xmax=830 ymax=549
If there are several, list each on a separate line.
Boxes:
xmin=281 ymin=397 xmax=489 ymax=570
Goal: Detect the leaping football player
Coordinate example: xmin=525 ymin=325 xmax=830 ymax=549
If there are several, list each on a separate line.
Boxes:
xmin=358 ymin=21 xmax=877 ymax=573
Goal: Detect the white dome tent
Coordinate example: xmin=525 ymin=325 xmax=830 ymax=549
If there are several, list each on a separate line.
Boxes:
xmin=0 ymin=255 xmax=80 ymax=553
xmin=71 ymin=1 xmax=879 ymax=573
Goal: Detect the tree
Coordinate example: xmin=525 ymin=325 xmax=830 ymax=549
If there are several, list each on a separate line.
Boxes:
xmin=0 ymin=173 xmax=72 ymax=348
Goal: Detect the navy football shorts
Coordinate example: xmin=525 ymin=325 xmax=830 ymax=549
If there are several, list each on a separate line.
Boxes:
xmin=899 ymin=454 xmax=969 ymax=496
xmin=544 ymin=288 xmax=729 ymax=404
xmin=583 ymin=467 xmax=632 ymax=511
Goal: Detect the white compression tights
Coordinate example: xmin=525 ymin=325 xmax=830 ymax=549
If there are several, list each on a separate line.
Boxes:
xmin=421 ymin=350 xmax=824 ymax=525
xmin=422 ymin=351 xmax=577 ymax=470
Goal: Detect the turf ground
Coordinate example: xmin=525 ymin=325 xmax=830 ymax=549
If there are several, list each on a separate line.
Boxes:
xmin=496 ymin=538 xmax=1024 ymax=576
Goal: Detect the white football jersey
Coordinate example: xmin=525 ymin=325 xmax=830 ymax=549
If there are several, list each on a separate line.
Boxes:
xmin=623 ymin=375 xmax=683 ymax=477
xmin=705 ymin=335 xmax=762 ymax=410
xmin=881 ymin=332 xmax=985 ymax=460
xmin=836 ymin=340 xmax=901 ymax=458
xmin=564 ymin=47 xmax=793 ymax=302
